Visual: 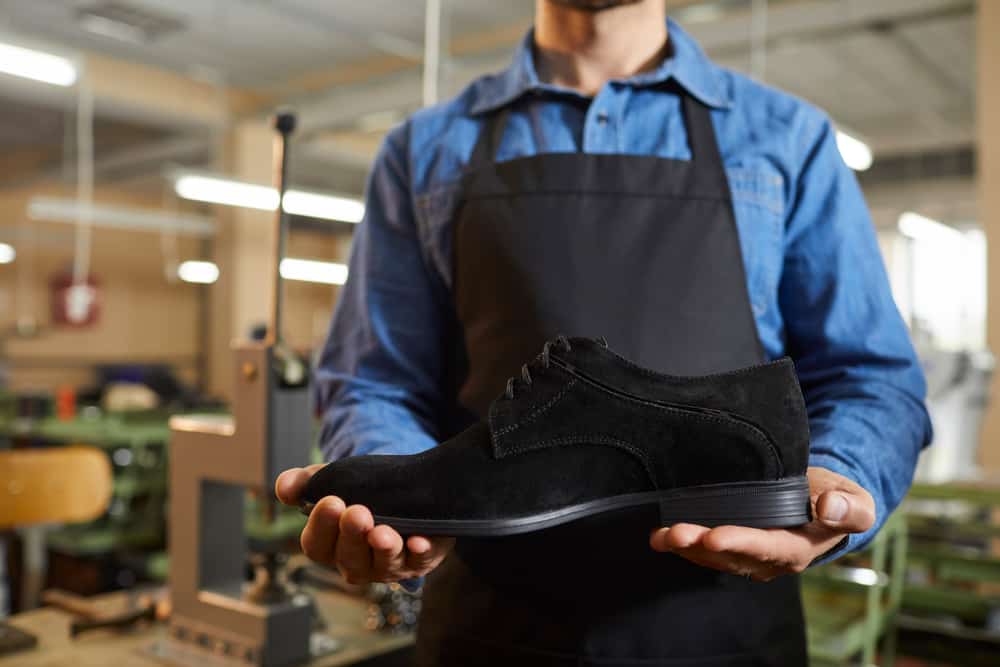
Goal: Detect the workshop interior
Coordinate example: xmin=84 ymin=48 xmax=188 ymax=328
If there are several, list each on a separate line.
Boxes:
xmin=0 ymin=0 xmax=997 ymax=665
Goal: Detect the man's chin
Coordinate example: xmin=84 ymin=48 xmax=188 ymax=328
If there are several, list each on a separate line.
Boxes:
xmin=547 ymin=0 xmax=644 ymax=11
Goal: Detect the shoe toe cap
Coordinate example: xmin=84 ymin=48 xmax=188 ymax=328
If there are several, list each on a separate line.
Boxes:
xmin=301 ymin=455 xmax=405 ymax=513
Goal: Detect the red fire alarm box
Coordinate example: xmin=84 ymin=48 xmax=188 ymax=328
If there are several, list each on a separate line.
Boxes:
xmin=50 ymin=272 xmax=101 ymax=327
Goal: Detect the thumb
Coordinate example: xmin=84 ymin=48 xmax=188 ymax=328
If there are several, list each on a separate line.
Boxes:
xmin=274 ymin=463 xmax=324 ymax=506
xmin=815 ymin=488 xmax=875 ymax=534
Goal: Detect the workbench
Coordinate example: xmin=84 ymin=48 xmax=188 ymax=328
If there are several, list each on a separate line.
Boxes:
xmin=0 ymin=584 xmax=413 ymax=667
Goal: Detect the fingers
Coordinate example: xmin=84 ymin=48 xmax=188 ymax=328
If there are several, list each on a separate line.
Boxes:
xmin=298 ymin=493 xmax=453 ymax=584
xmin=404 ymin=535 xmax=432 ymax=568
xmin=815 ymin=488 xmax=875 ymax=534
xmin=357 ymin=529 xmax=454 ymax=582
xmin=275 ymin=464 xmax=324 ymax=506
xmin=651 ymin=526 xmax=783 ymax=581
xmin=651 ymin=523 xmax=814 ymax=581
xmin=300 ymin=495 xmax=346 ymax=565
xmin=700 ymin=524 xmax=813 ymax=569
xmin=335 ymin=505 xmax=375 ymax=583
xmin=405 ymin=536 xmax=455 ymax=574
xmin=650 ymin=523 xmax=710 ymax=551
xmin=368 ymin=525 xmax=406 ymax=581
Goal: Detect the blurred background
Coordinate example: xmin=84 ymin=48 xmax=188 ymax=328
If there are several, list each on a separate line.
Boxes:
xmin=0 ymin=1 xmax=998 ymax=666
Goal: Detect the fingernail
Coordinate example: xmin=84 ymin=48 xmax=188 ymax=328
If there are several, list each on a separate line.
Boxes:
xmin=321 ymin=497 xmax=345 ymax=515
xmin=650 ymin=529 xmax=670 ymax=551
xmin=822 ymin=493 xmax=848 ymax=522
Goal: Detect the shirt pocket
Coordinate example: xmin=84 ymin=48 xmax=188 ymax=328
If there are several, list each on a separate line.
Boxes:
xmin=726 ymin=166 xmax=786 ymax=317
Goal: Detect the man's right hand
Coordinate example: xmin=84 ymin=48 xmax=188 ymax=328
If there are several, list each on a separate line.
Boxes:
xmin=275 ymin=465 xmax=454 ymax=585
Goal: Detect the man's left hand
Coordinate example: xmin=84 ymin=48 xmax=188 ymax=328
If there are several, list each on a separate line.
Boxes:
xmin=649 ymin=466 xmax=875 ymax=581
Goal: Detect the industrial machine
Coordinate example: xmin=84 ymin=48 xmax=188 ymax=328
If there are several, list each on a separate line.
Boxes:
xmin=163 ymin=112 xmax=321 ymax=666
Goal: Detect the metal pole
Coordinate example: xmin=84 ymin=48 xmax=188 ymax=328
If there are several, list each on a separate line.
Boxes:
xmin=423 ymin=0 xmax=442 ymax=107
xmin=270 ymin=111 xmax=296 ymax=345
xmin=72 ymin=75 xmax=94 ymax=287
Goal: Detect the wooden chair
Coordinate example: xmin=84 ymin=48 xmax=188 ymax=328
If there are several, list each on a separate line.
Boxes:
xmin=0 ymin=446 xmax=113 ymax=529
xmin=1 ymin=446 xmax=113 ymax=615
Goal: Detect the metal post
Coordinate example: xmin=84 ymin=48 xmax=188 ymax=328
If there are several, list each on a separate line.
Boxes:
xmin=72 ymin=75 xmax=94 ymax=287
xmin=423 ymin=0 xmax=442 ymax=107
xmin=270 ymin=111 xmax=296 ymax=345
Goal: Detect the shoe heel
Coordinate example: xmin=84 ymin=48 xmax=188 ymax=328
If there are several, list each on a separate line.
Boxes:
xmin=657 ymin=475 xmax=812 ymax=529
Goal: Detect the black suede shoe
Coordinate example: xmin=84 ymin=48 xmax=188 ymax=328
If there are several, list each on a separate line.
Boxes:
xmin=301 ymin=336 xmax=812 ymax=536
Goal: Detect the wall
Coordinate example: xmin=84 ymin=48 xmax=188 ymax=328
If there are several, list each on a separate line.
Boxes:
xmin=0 ymin=181 xmax=352 ymax=399
xmin=0 ymin=183 xmax=202 ymax=393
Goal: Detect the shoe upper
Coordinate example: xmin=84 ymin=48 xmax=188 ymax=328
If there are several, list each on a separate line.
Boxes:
xmin=302 ymin=337 xmax=810 ymax=522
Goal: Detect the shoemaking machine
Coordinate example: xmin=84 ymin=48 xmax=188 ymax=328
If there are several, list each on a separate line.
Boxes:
xmin=164 ymin=111 xmax=318 ymax=666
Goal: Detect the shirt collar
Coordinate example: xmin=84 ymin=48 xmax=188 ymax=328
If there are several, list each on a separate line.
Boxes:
xmin=470 ymin=18 xmax=732 ymax=115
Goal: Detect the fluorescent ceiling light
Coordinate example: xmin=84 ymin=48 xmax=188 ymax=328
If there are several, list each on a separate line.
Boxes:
xmin=898 ymin=212 xmax=963 ymax=244
xmin=0 ymin=243 xmax=15 ymax=264
xmin=177 ymin=260 xmax=219 ymax=284
xmin=28 ymin=197 xmax=216 ymax=237
xmin=283 ymin=190 xmax=365 ymax=224
xmin=0 ymin=41 xmax=77 ymax=86
xmin=836 ymin=130 xmax=873 ymax=171
xmin=173 ymin=173 xmax=364 ymax=224
xmin=78 ymin=15 xmax=147 ymax=44
xmin=175 ymin=175 xmax=279 ymax=211
xmin=280 ymin=258 xmax=348 ymax=285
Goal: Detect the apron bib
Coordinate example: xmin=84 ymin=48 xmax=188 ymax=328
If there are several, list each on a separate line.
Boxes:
xmin=416 ymin=90 xmax=807 ymax=667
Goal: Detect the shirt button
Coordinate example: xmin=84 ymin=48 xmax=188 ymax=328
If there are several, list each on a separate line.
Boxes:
xmin=596 ymin=111 xmax=609 ymax=124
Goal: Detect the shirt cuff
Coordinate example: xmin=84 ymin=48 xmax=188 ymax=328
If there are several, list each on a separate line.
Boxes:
xmin=399 ymin=576 xmax=424 ymax=592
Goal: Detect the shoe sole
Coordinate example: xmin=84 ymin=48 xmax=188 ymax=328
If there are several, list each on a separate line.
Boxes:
xmin=358 ymin=476 xmax=812 ymax=537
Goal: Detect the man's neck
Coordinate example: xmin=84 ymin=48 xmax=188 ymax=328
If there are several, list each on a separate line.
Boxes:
xmin=534 ymin=0 xmax=668 ymax=95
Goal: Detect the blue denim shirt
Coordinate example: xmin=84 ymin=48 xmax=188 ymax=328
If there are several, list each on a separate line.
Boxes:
xmin=314 ymin=20 xmax=932 ymax=558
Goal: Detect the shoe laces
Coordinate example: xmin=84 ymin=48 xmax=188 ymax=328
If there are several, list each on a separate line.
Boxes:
xmin=503 ymin=335 xmax=609 ymax=399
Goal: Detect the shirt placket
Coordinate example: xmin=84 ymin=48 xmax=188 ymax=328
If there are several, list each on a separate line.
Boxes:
xmin=583 ymin=84 xmax=625 ymax=154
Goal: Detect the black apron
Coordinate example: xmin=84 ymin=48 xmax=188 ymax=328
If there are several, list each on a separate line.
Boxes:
xmin=416 ymin=89 xmax=807 ymax=666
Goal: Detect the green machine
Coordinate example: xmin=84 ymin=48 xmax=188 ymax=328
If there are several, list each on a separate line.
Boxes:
xmin=0 ymin=400 xmax=309 ymax=597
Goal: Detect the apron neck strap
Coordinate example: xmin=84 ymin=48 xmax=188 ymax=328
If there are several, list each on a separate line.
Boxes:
xmin=679 ymin=91 xmax=725 ymax=174
xmin=467 ymin=85 xmax=725 ymax=172
xmin=469 ymin=104 xmax=513 ymax=168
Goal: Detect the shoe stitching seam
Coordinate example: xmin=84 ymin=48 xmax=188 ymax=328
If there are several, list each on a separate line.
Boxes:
xmin=556 ymin=348 xmax=791 ymax=382
xmin=565 ymin=373 xmax=783 ymax=478
xmin=491 ymin=378 xmax=578 ymax=438
xmin=504 ymin=434 xmax=660 ymax=489
xmin=493 ymin=378 xmax=780 ymax=479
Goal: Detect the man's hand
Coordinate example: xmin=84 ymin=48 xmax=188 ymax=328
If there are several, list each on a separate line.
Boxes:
xmin=649 ymin=467 xmax=875 ymax=581
xmin=275 ymin=465 xmax=454 ymax=585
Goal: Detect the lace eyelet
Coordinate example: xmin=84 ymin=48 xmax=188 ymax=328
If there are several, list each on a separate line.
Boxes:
xmin=502 ymin=335 xmax=584 ymax=401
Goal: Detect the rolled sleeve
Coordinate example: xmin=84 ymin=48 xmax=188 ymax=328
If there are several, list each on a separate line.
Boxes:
xmin=778 ymin=115 xmax=933 ymax=561
xmin=313 ymin=122 xmax=449 ymax=460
